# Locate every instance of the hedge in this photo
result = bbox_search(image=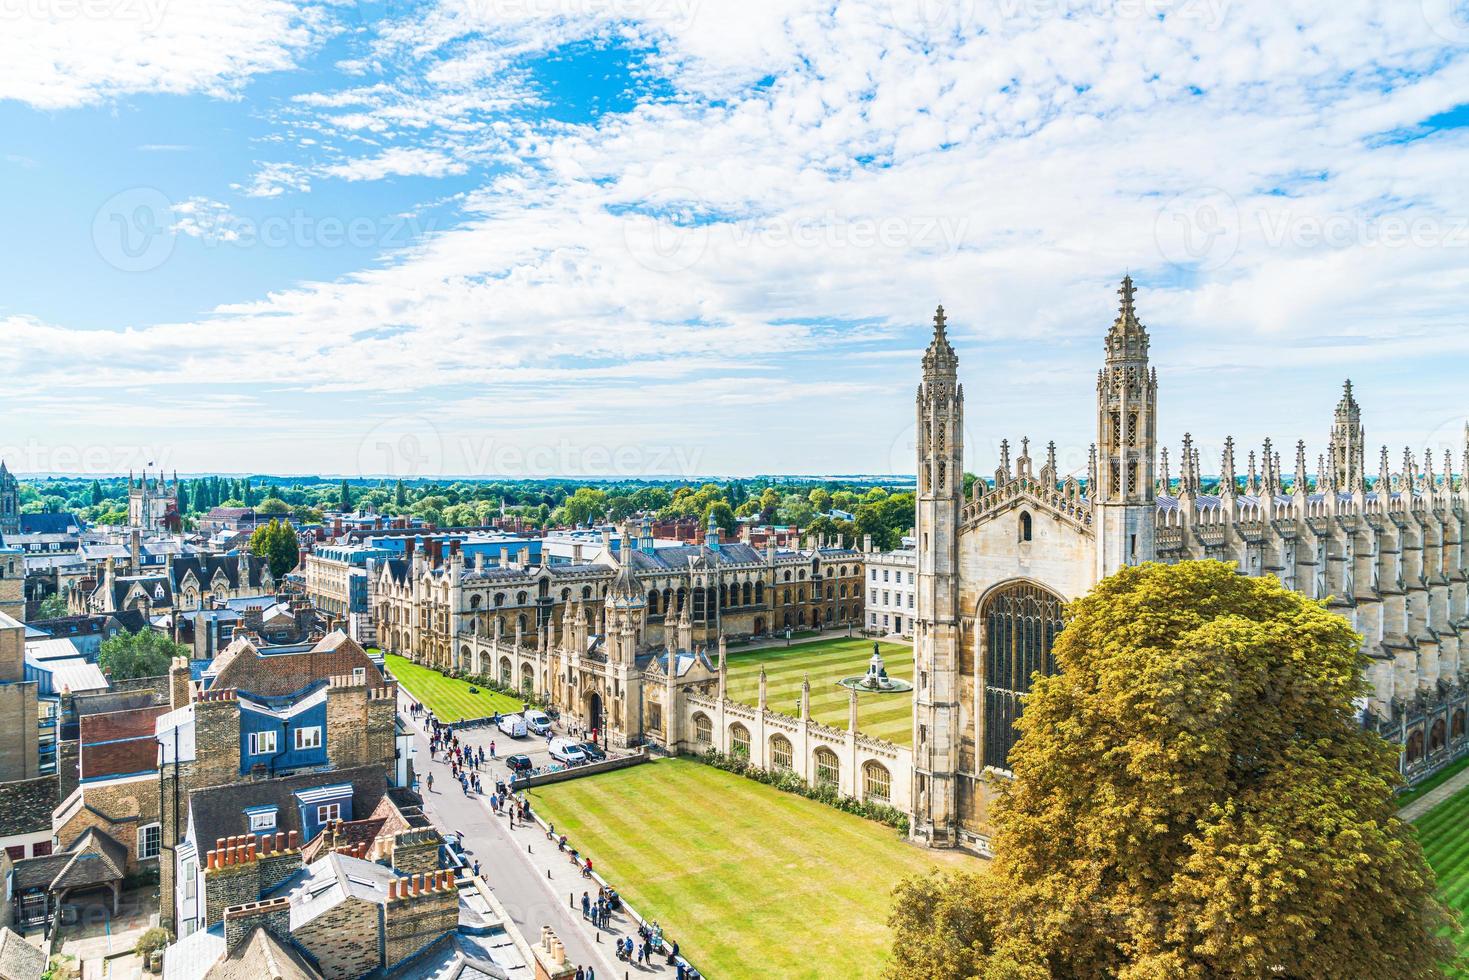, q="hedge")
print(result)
[693,749,910,834]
